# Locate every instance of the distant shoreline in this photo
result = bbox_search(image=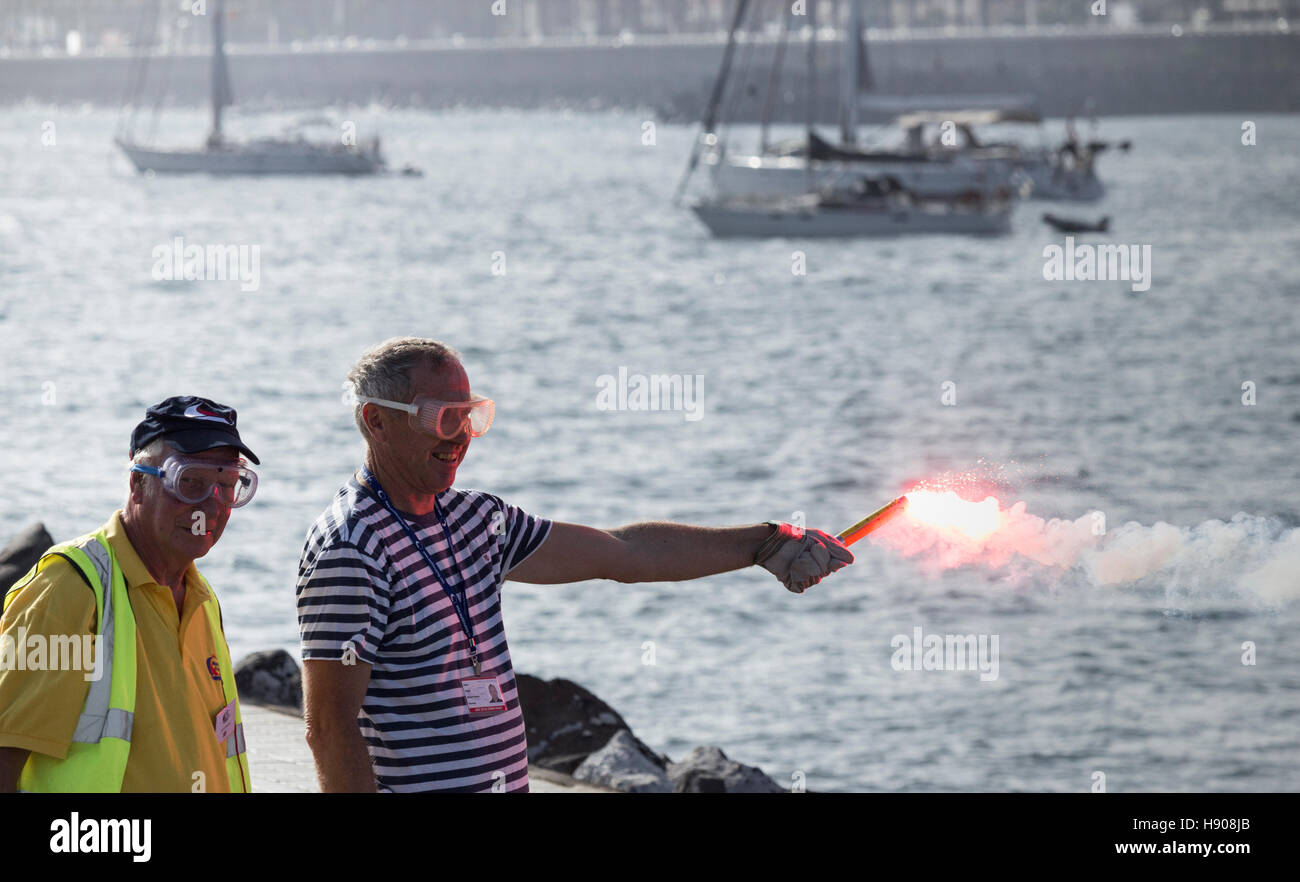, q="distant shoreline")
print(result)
[3,25,1297,119]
